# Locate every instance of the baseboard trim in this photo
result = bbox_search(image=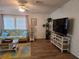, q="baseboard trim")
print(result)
[70,51,79,59]
[36,38,46,40]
